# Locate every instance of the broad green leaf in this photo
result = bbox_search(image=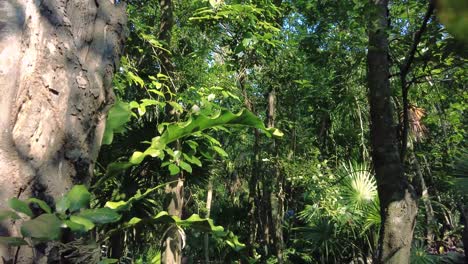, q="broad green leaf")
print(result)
[159,109,282,145]
[130,151,145,164]
[126,217,142,226]
[213,146,228,157]
[98,109,282,183]
[179,161,192,173]
[0,210,21,221]
[78,208,121,224]
[64,220,86,233]
[67,185,91,212]
[183,153,202,167]
[70,216,95,231]
[21,214,62,240]
[0,236,28,246]
[102,101,132,145]
[27,198,52,214]
[9,198,33,217]
[177,214,225,236]
[105,201,127,210]
[144,148,164,159]
[168,164,180,175]
[55,196,70,214]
